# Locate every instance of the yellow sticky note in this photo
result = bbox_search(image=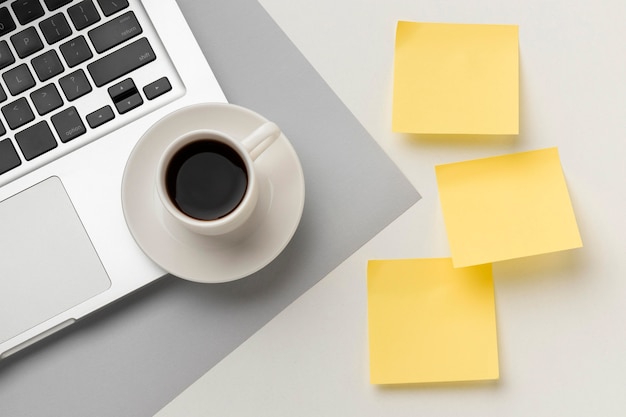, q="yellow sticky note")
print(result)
[367,258,499,385]
[435,148,583,267]
[392,21,519,135]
